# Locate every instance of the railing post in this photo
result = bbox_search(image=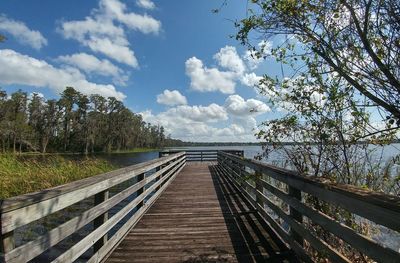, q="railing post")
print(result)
[289,186,303,246]
[93,190,109,252]
[255,169,263,210]
[1,230,15,257]
[137,173,145,208]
